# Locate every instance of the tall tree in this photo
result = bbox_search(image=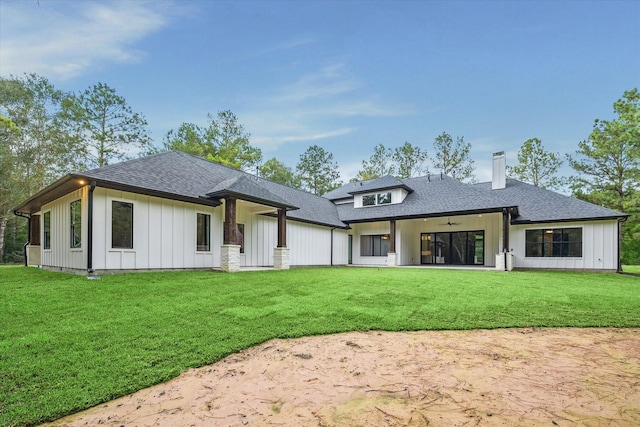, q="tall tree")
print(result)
[393,141,428,178]
[567,88,640,263]
[507,138,566,189]
[259,158,300,188]
[62,82,152,168]
[0,74,73,261]
[431,132,476,182]
[296,145,342,195]
[352,144,395,182]
[567,89,639,213]
[164,110,262,171]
